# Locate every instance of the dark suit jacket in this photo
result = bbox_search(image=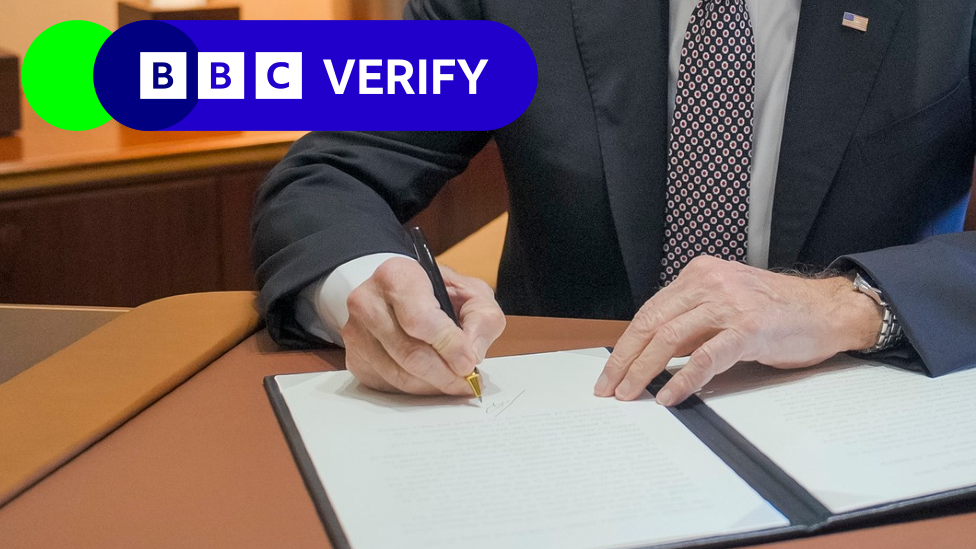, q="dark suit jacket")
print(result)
[252,0,976,377]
